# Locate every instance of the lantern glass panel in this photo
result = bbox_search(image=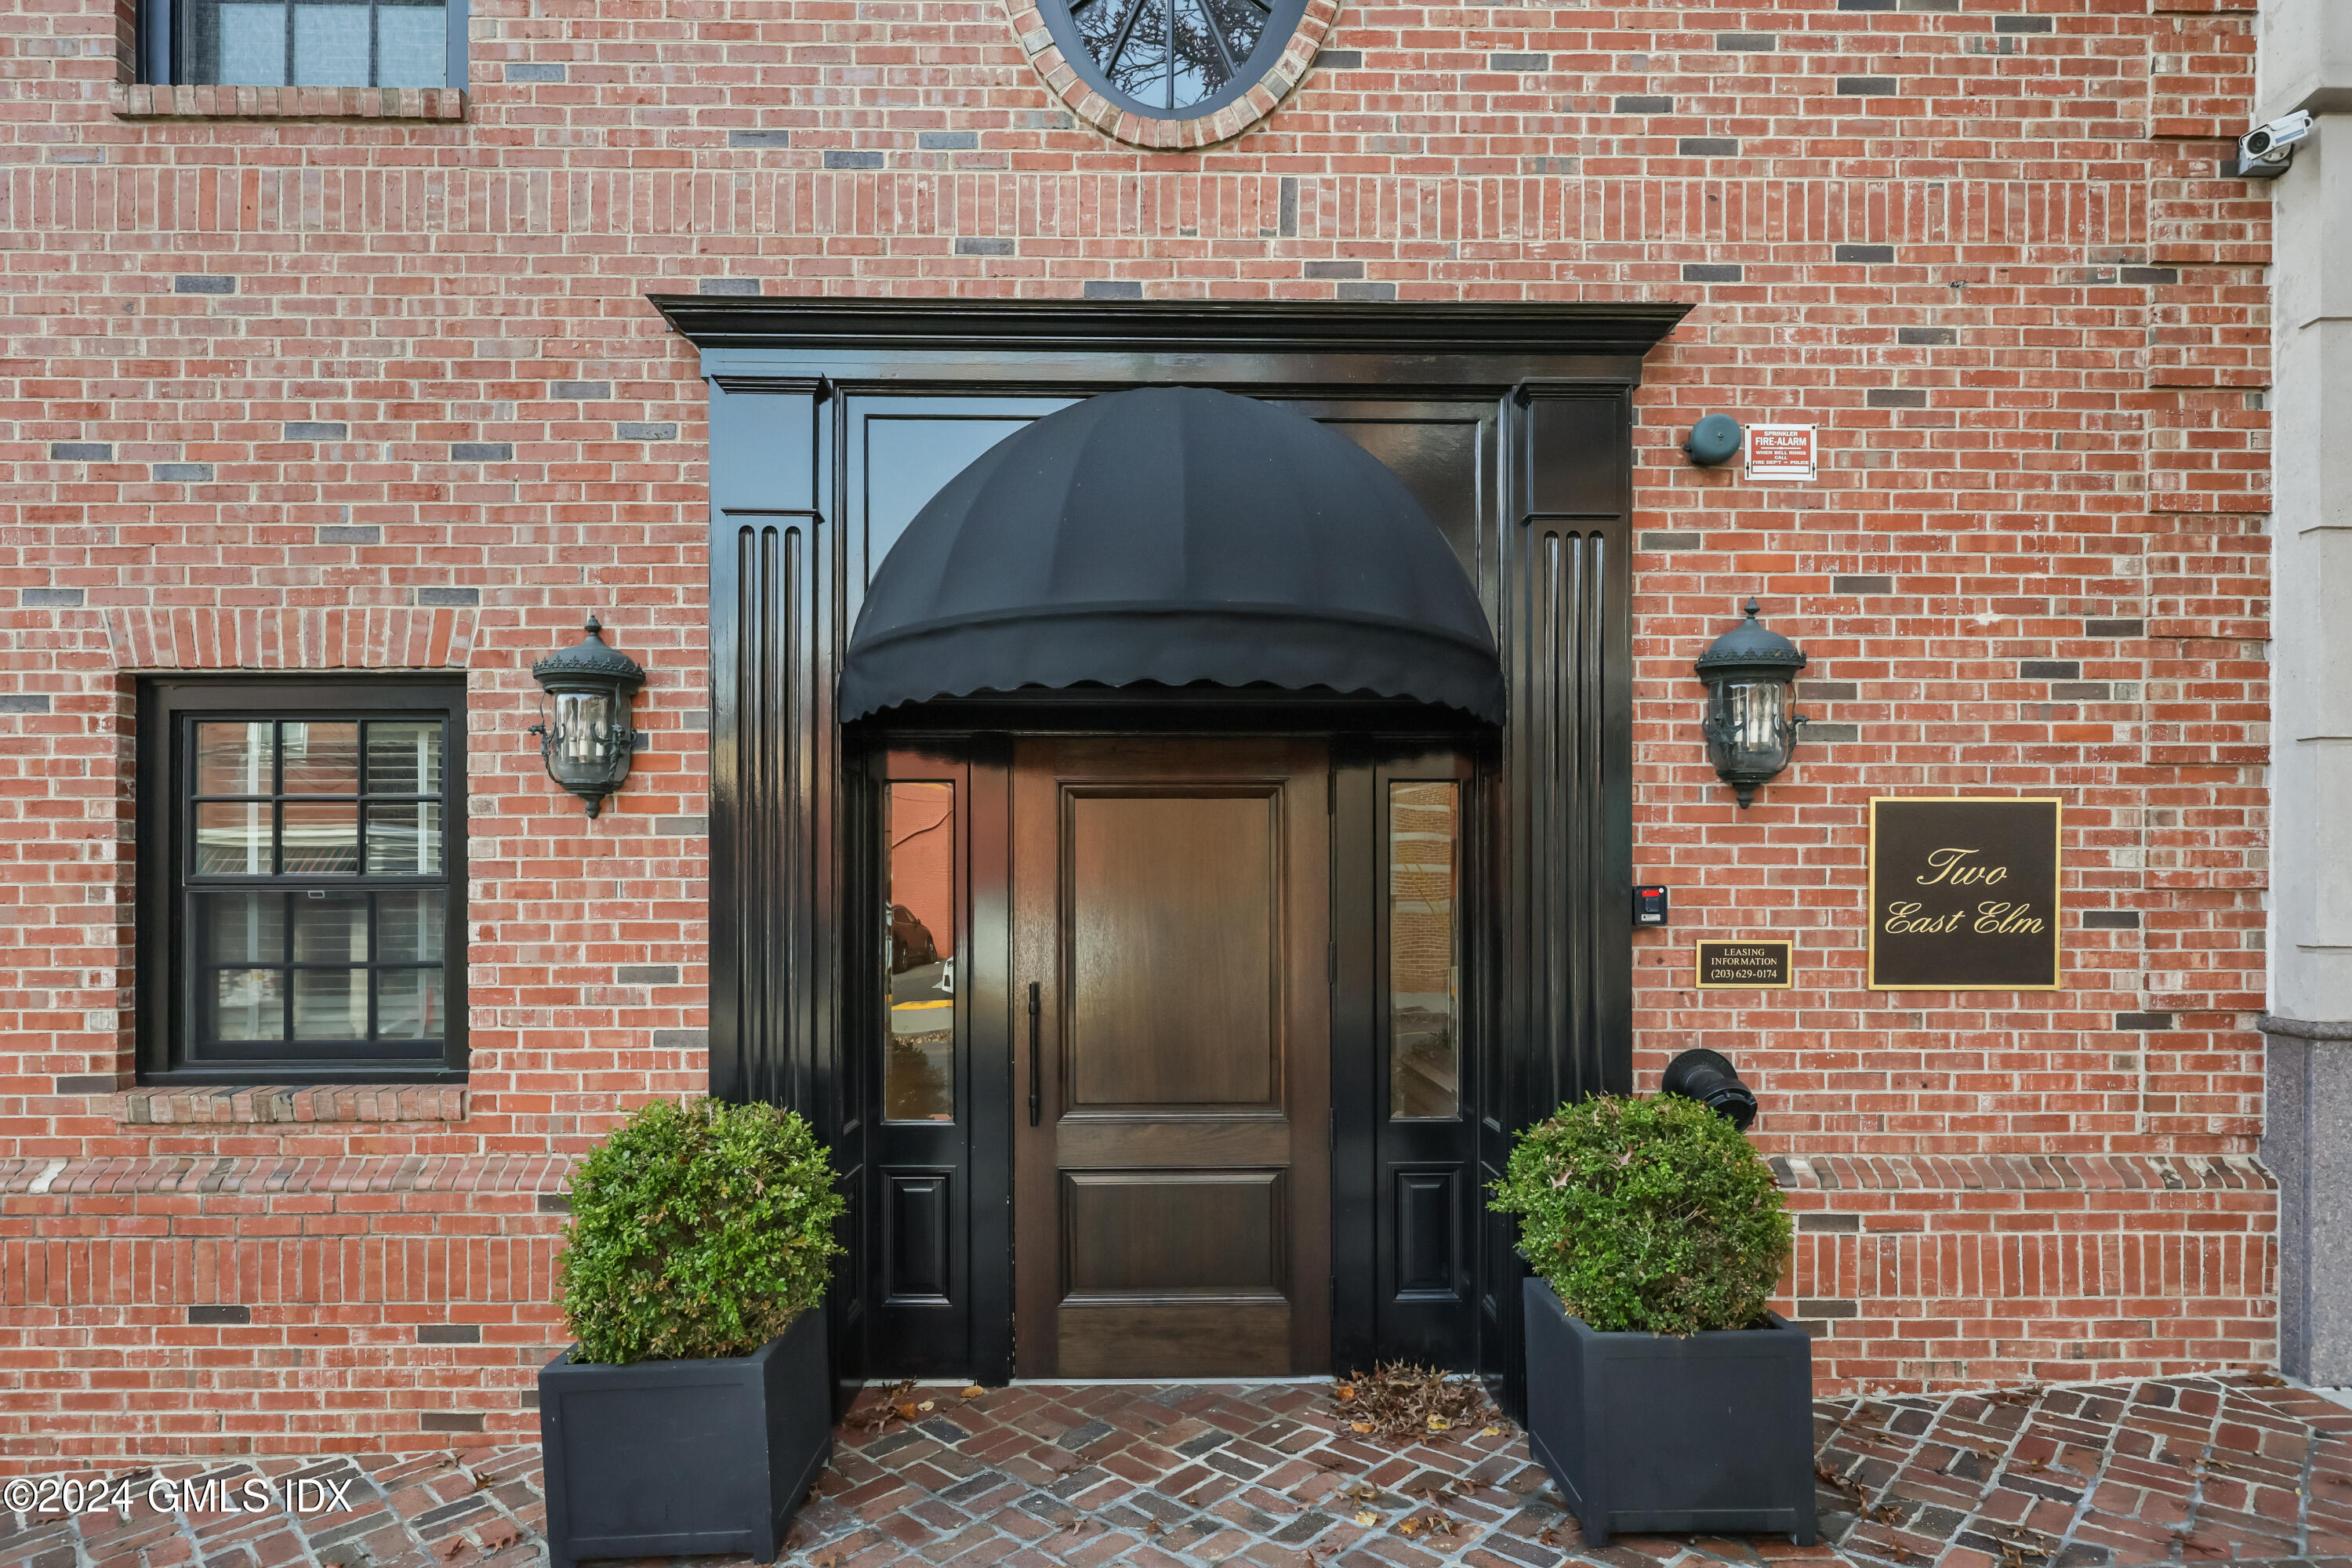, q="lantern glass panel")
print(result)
[1708,677,1791,775]
[547,690,627,792]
